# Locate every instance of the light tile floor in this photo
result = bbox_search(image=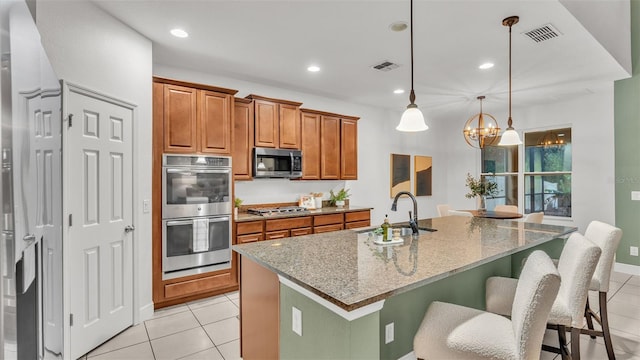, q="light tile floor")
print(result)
[80,291,240,360]
[80,272,640,360]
